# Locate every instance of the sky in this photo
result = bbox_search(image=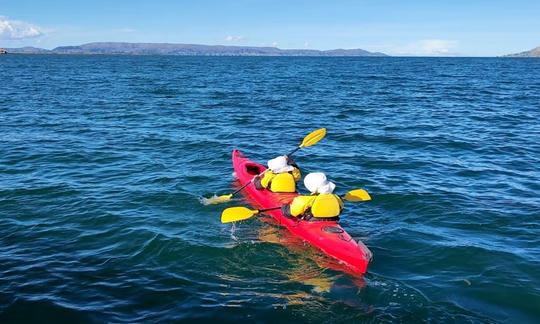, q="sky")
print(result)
[1,0,539,56]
